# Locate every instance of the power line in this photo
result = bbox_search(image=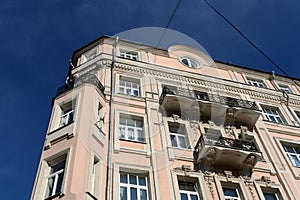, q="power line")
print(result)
[203,0,300,87]
[156,0,183,48]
